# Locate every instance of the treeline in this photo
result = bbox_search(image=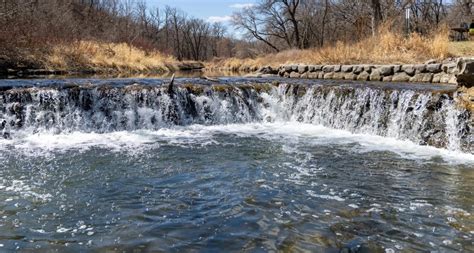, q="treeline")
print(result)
[0,0,472,65]
[234,0,473,52]
[0,0,242,62]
